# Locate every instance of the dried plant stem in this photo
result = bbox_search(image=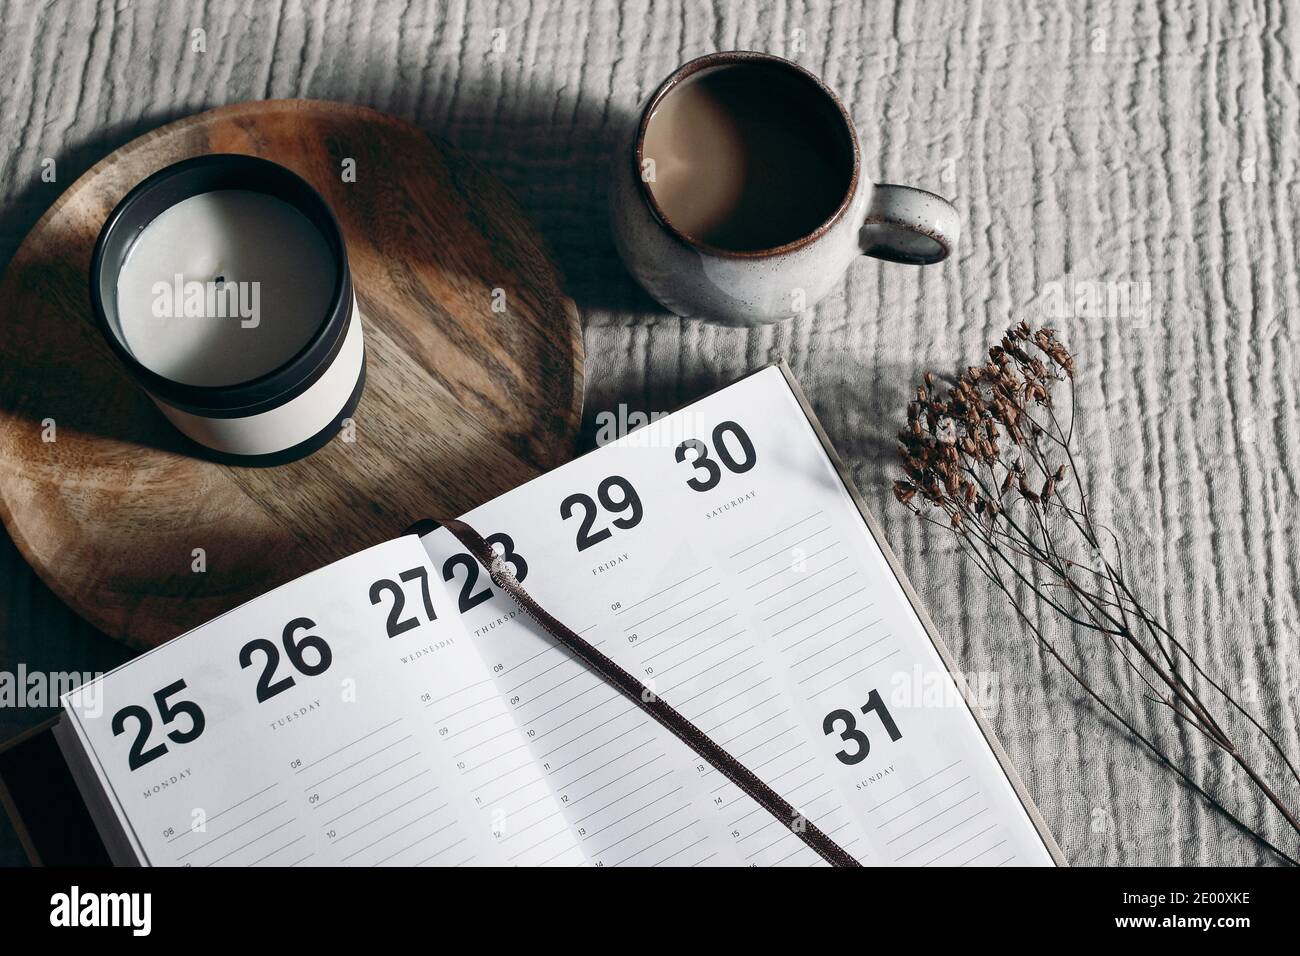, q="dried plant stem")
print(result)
[955,528,1298,866]
[896,323,1300,863]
